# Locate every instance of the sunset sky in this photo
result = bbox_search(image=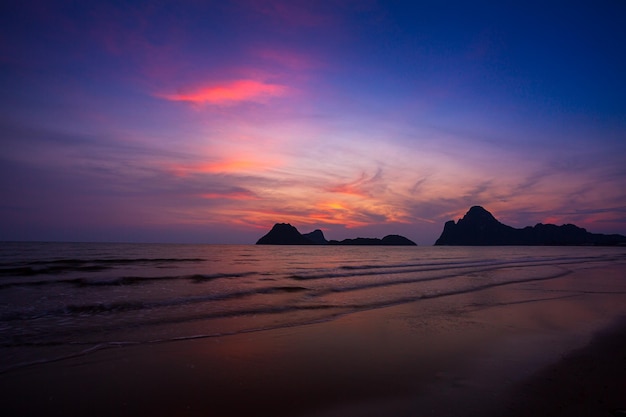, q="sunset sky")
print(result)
[2,1,625,244]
